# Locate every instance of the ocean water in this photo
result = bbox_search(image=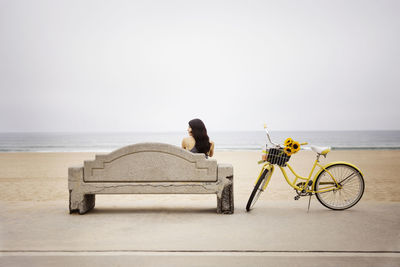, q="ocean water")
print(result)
[0,131,399,152]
